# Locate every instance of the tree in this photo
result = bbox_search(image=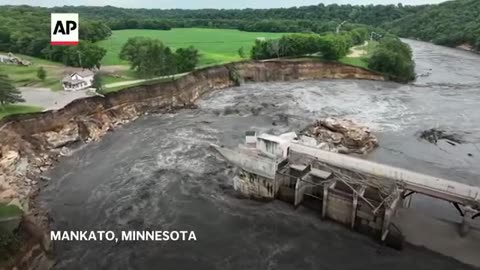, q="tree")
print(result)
[250,33,351,60]
[319,34,349,60]
[120,37,198,78]
[238,47,246,58]
[63,41,107,69]
[0,73,24,107]
[368,37,415,82]
[37,67,46,81]
[175,46,199,73]
[92,73,103,93]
